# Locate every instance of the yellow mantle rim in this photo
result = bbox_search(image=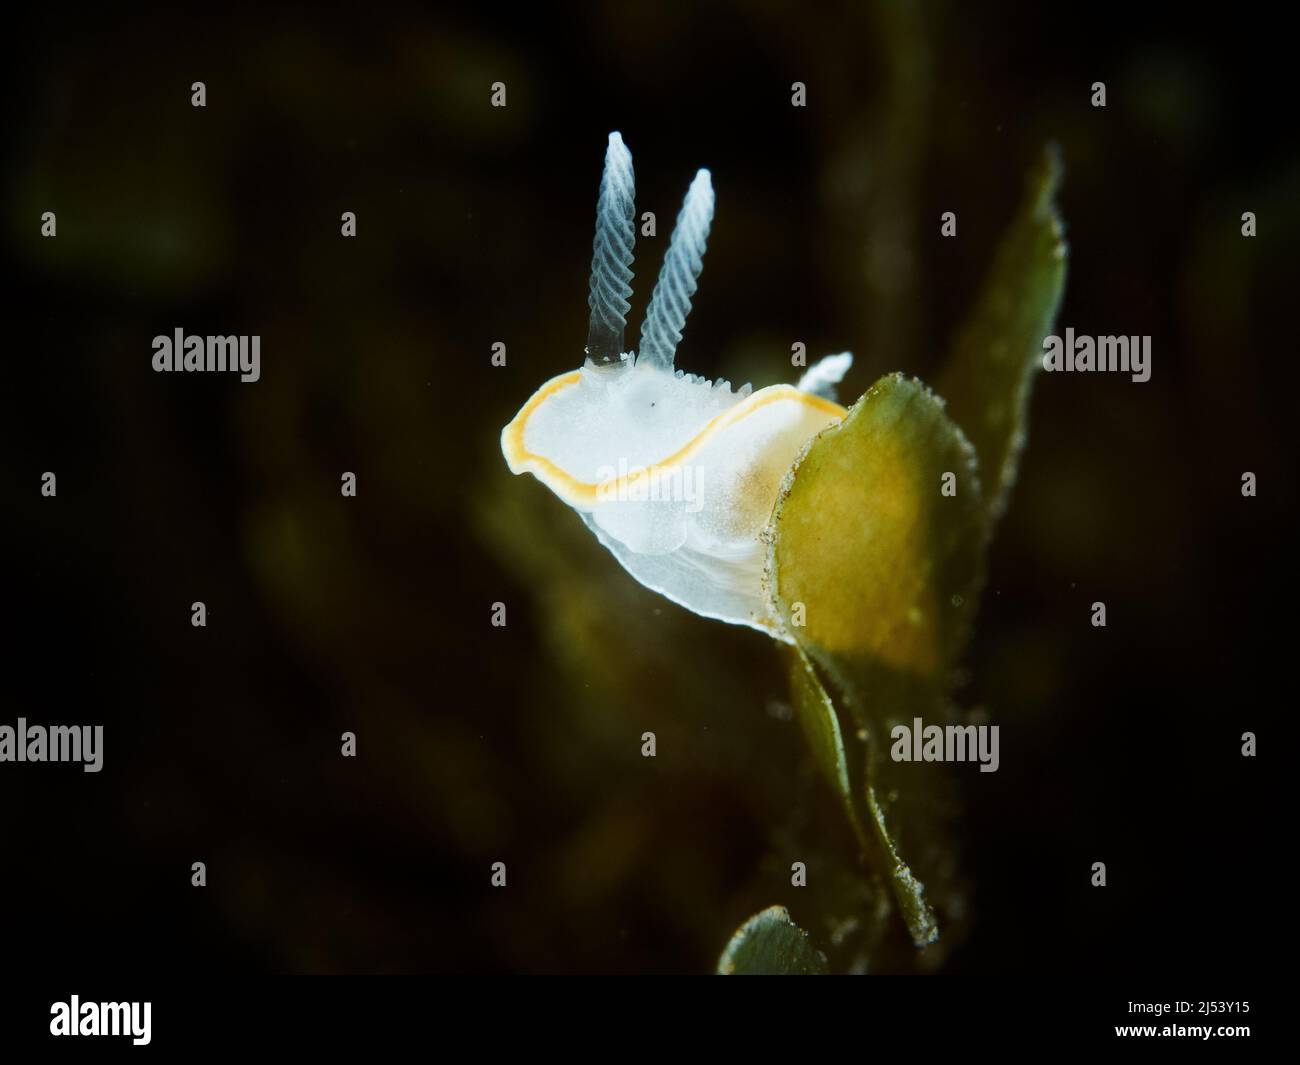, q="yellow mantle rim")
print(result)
[501,369,846,508]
